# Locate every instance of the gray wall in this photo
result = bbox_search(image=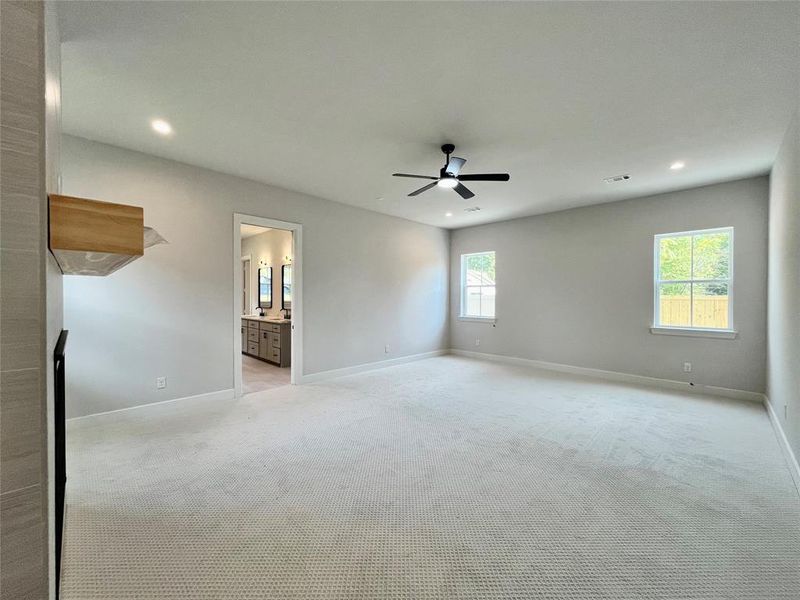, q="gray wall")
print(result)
[61,135,449,417]
[241,228,293,318]
[450,177,769,393]
[0,2,50,597]
[767,108,800,458]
